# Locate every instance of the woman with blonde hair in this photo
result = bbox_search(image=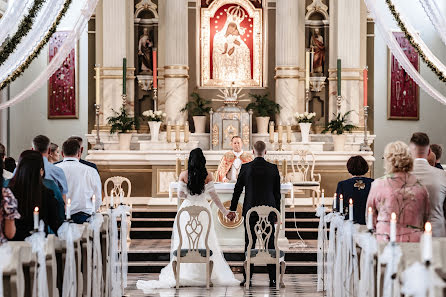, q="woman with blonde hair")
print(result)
[366,141,429,242]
